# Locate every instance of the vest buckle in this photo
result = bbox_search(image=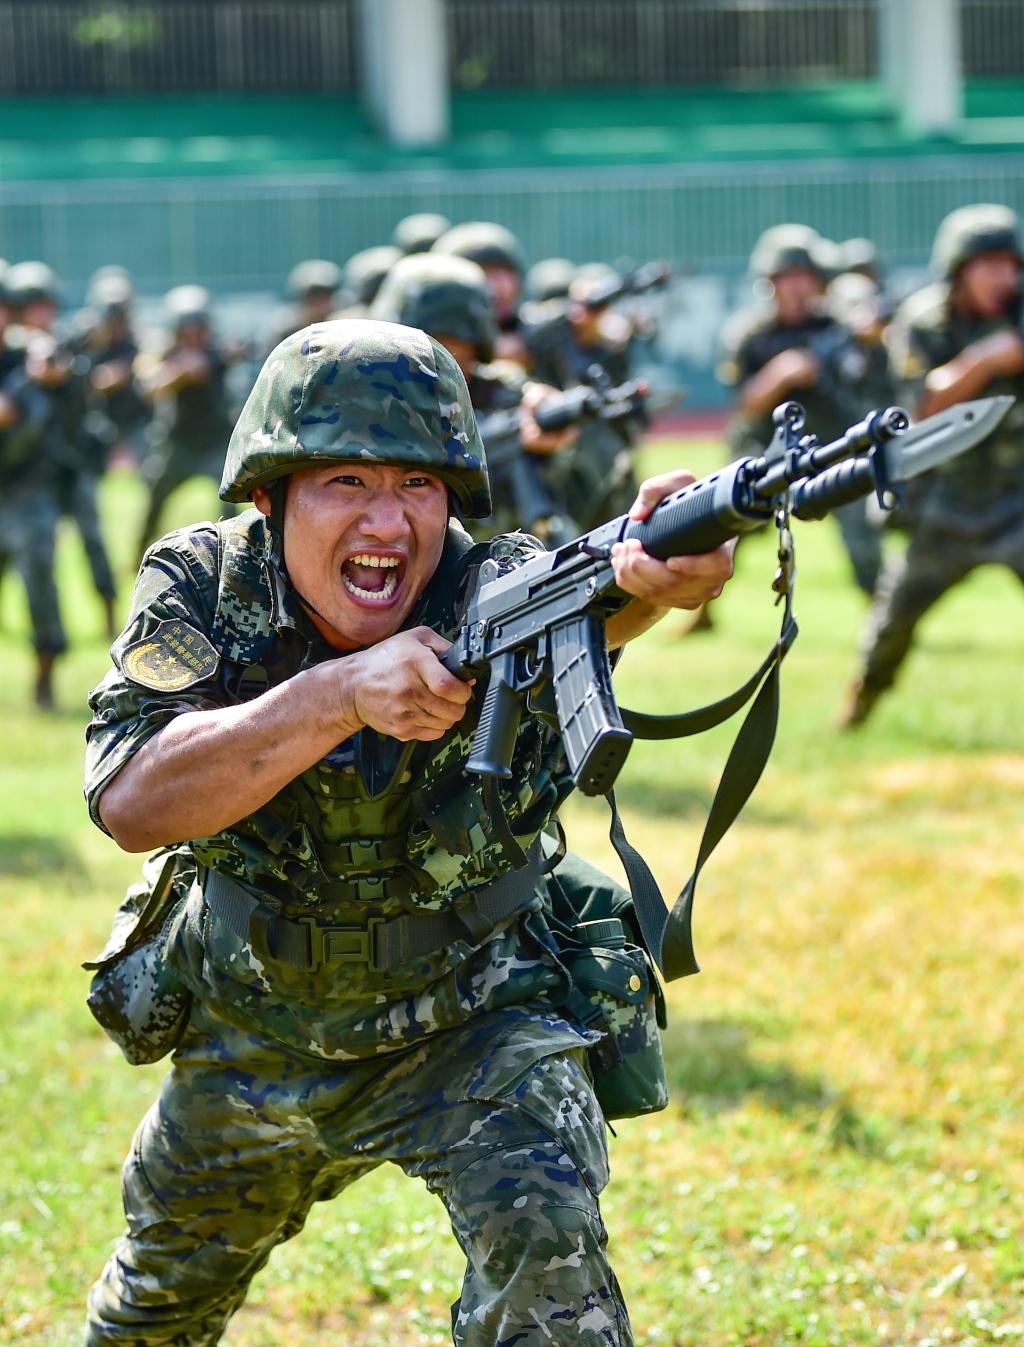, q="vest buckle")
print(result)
[296,915,384,972]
